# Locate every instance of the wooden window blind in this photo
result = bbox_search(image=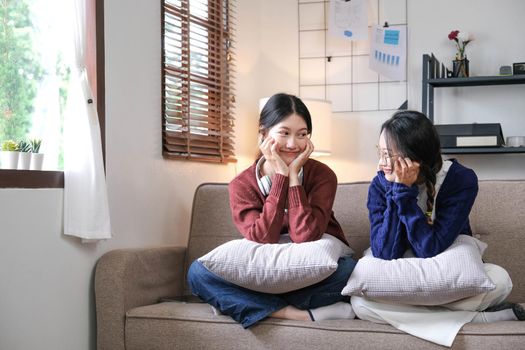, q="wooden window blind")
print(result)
[162,0,236,163]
